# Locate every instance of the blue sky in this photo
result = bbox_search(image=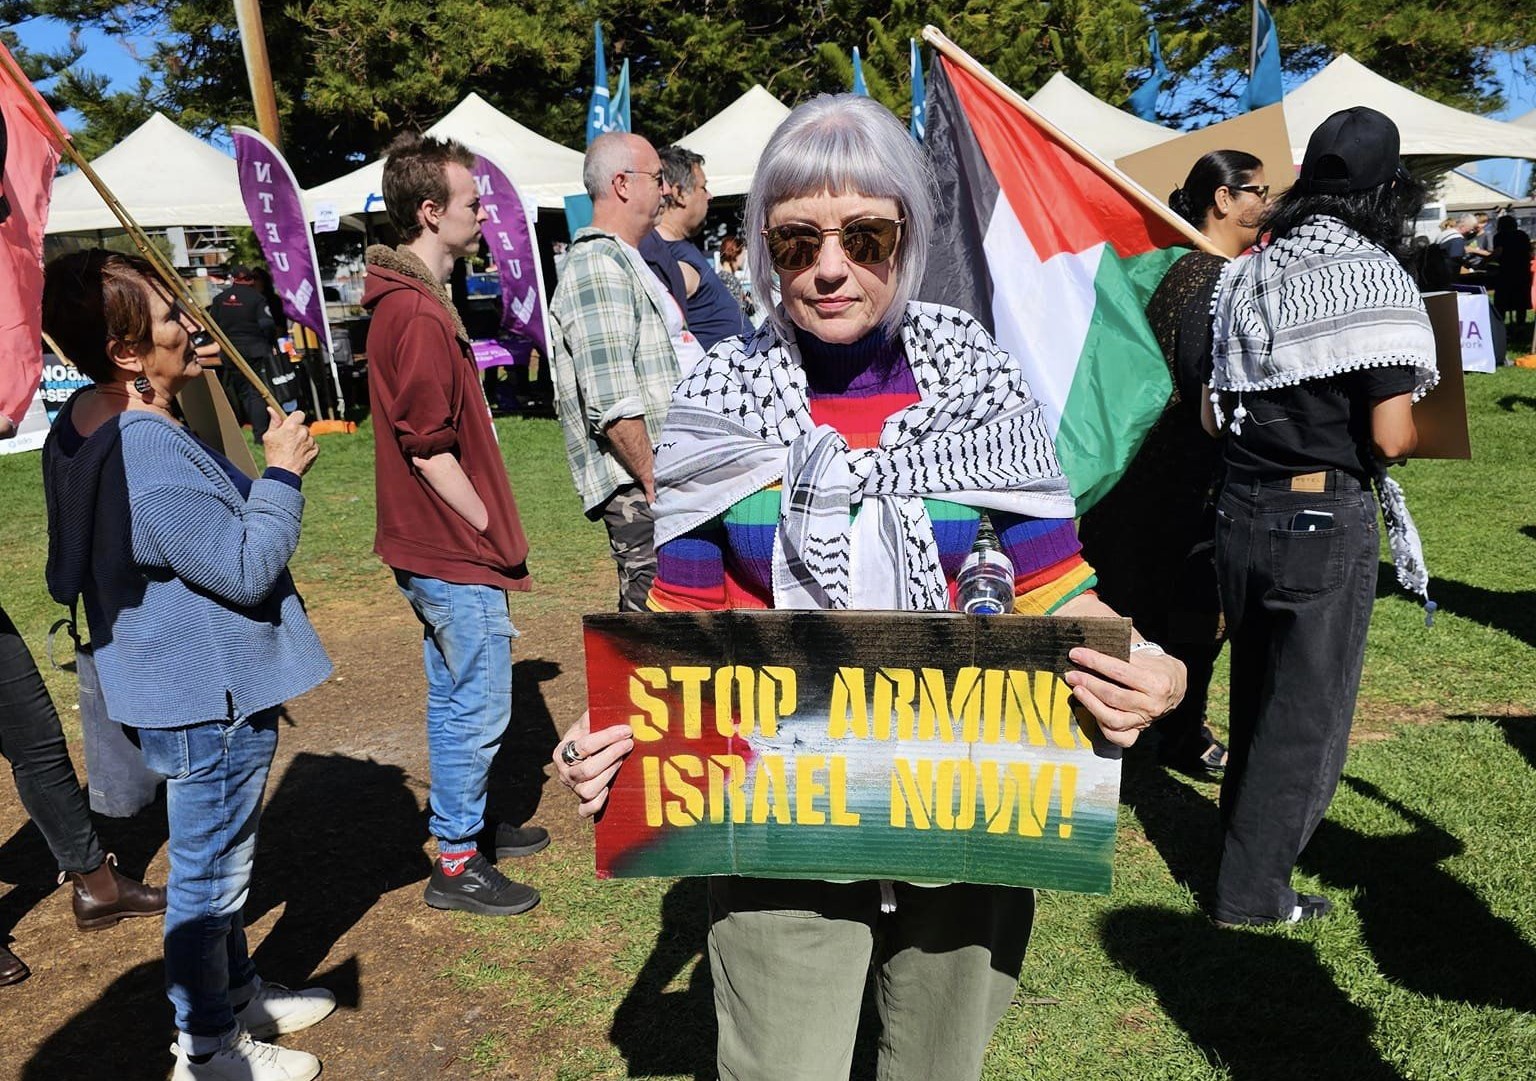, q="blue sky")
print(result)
[10,14,1536,194]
